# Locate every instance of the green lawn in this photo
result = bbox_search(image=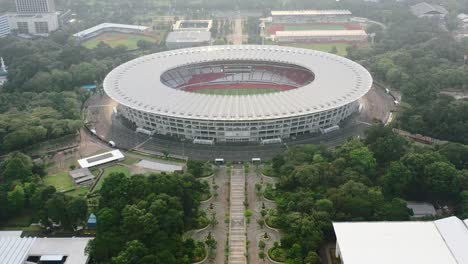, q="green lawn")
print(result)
[93,165,131,192]
[284,43,351,56]
[67,186,90,197]
[43,172,75,192]
[82,32,159,50]
[194,88,281,96]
